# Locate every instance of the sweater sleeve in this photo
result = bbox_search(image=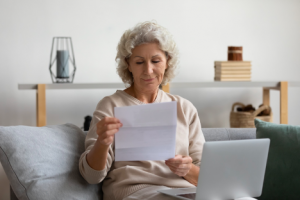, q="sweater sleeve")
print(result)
[188,104,205,167]
[79,97,115,184]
